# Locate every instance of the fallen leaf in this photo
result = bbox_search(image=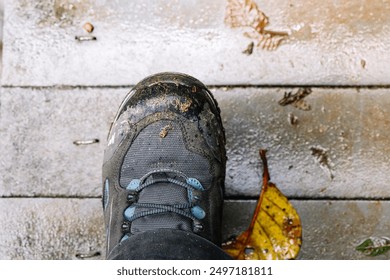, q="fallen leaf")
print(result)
[225,0,269,33]
[222,149,302,260]
[356,237,390,257]
[278,88,312,110]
